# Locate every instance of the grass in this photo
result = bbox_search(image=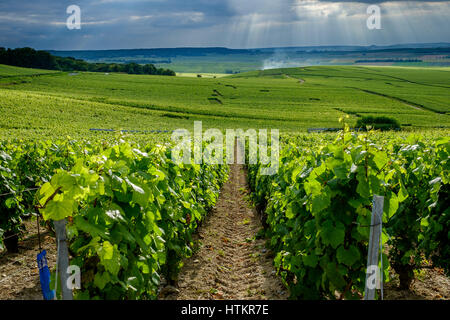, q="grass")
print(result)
[176,73,228,78]
[0,64,60,77]
[0,64,449,139]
